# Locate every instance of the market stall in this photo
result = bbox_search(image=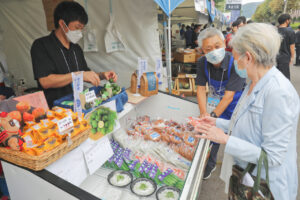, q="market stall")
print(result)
[1,91,209,200]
